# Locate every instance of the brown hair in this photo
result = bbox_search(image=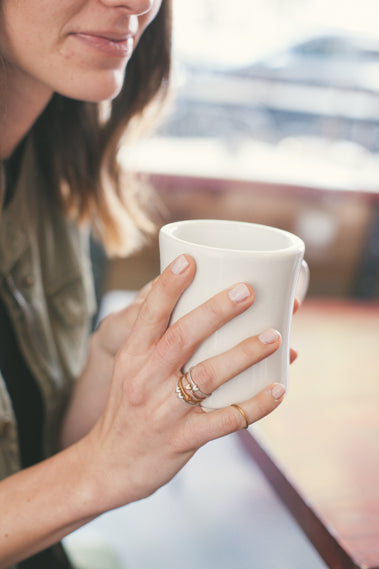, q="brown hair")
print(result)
[31,0,172,256]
